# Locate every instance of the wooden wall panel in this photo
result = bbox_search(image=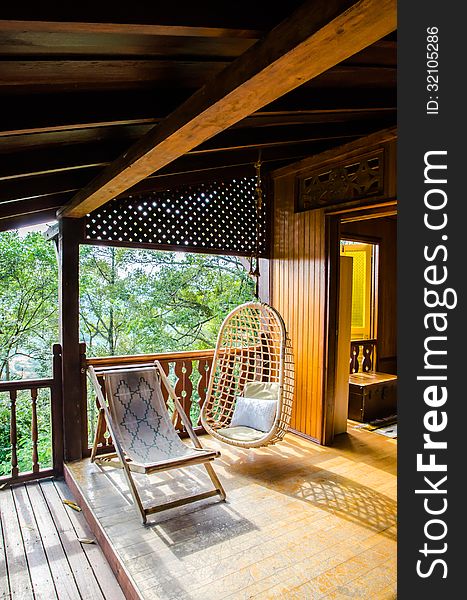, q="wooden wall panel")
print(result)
[271,128,397,444]
[271,176,326,442]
